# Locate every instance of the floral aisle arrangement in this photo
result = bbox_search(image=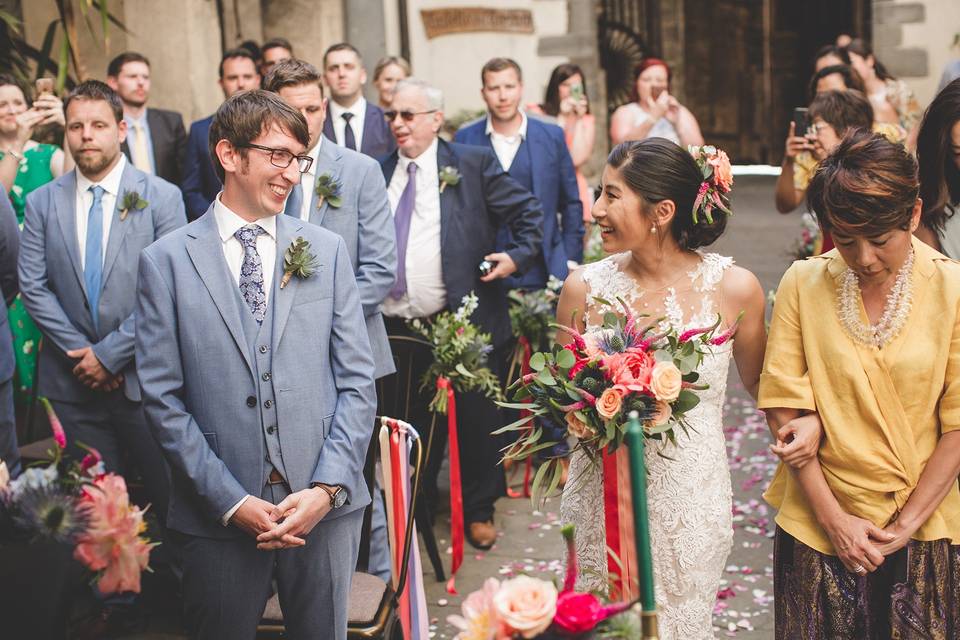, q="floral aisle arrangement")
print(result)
[790,212,821,261]
[507,277,564,376]
[496,299,738,501]
[408,292,503,593]
[0,399,155,594]
[449,525,637,640]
